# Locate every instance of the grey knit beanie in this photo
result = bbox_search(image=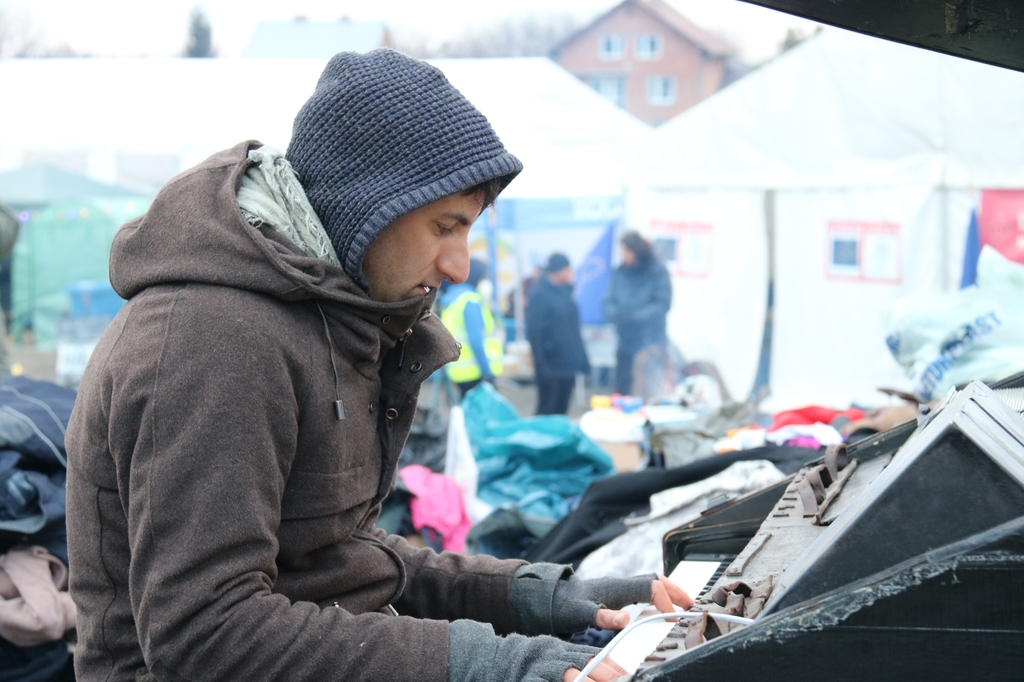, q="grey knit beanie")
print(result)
[287,49,523,290]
